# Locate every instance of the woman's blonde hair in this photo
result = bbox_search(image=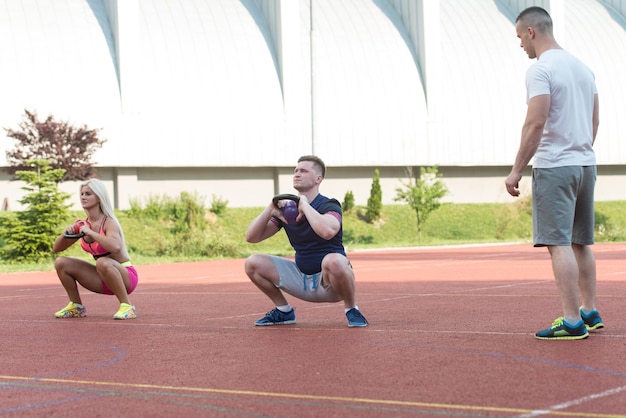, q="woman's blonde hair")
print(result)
[81,178,125,241]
